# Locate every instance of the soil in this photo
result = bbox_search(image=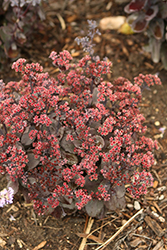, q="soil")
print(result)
[0,0,167,250]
